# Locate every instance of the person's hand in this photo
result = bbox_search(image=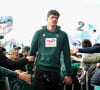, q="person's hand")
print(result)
[70,48,78,54]
[97,63,100,67]
[17,71,32,84]
[63,76,72,85]
[26,56,35,62]
[7,87,10,90]
[71,56,81,62]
